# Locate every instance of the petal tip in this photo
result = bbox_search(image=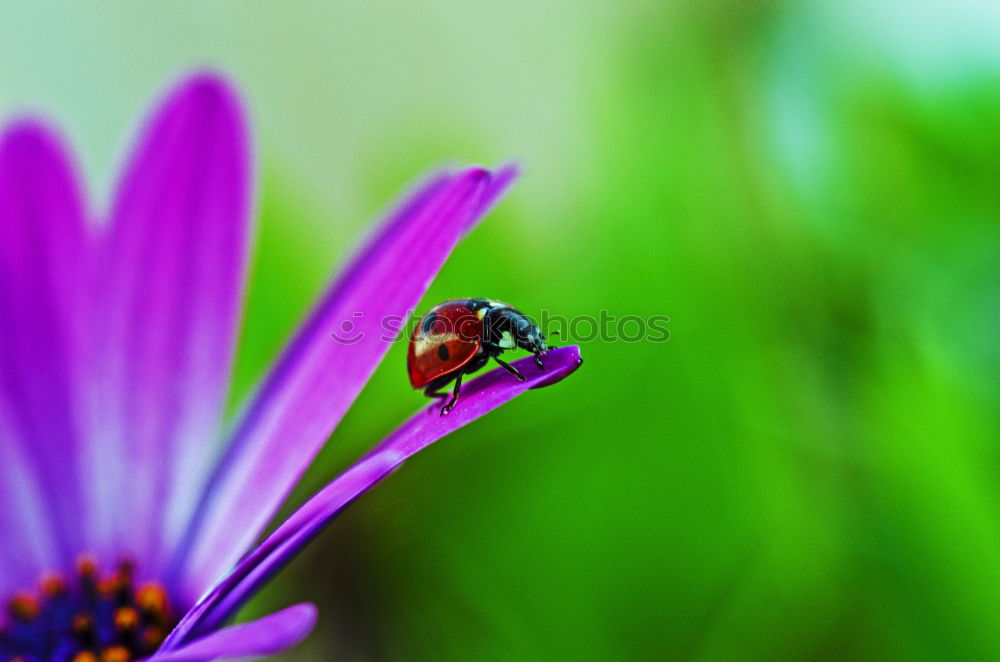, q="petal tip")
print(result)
[458,165,491,184]
[0,118,66,157]
[494,161,521,182]
[299,601,319,622]
[467,162,520,226]
[530,345,583,389]
[281,602,319,634]
[154,70,248,136]
[175,69,241,105]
